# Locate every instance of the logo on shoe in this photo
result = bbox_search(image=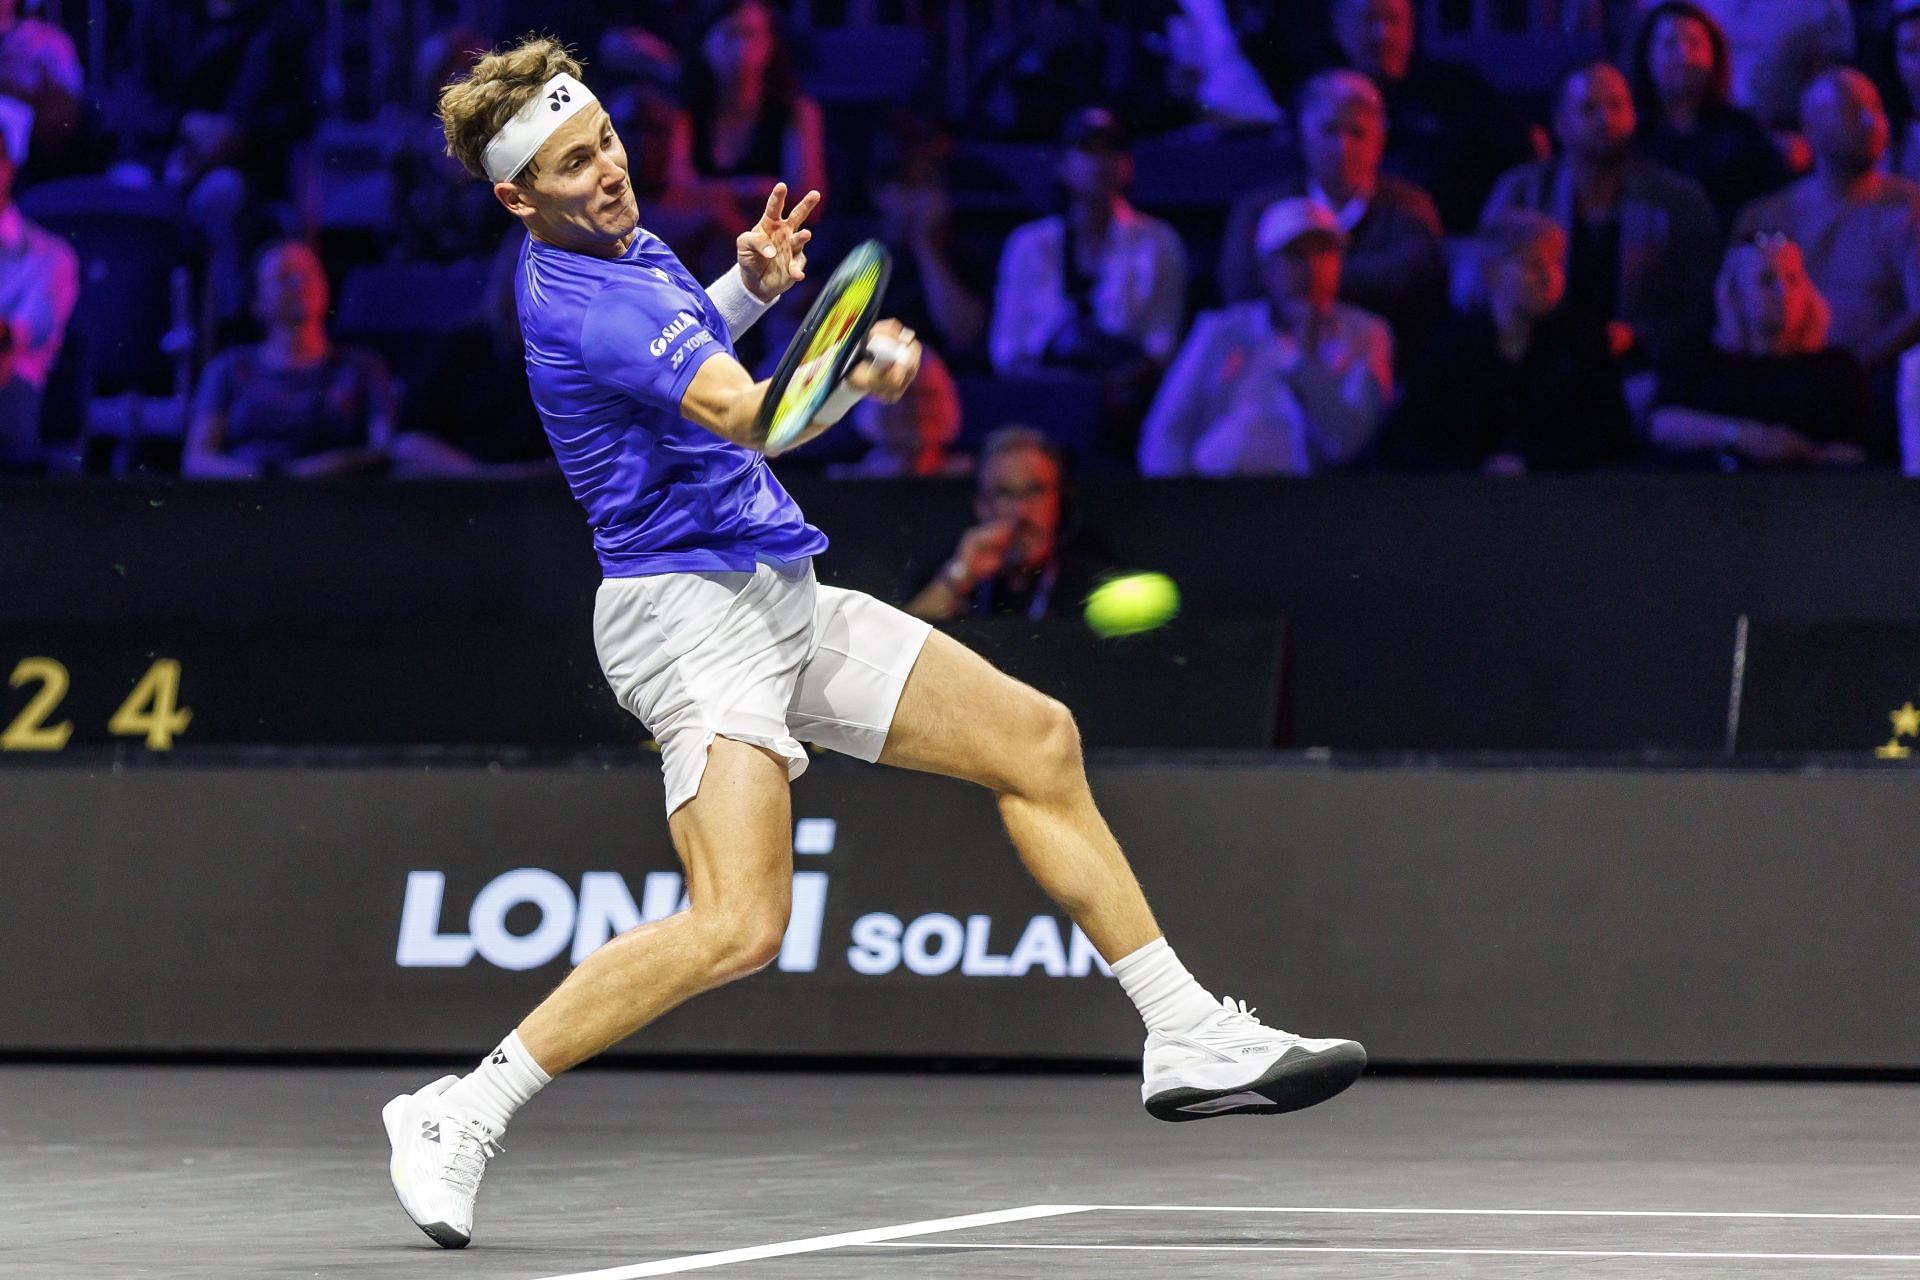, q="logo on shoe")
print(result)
[421,1120,441,1143]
